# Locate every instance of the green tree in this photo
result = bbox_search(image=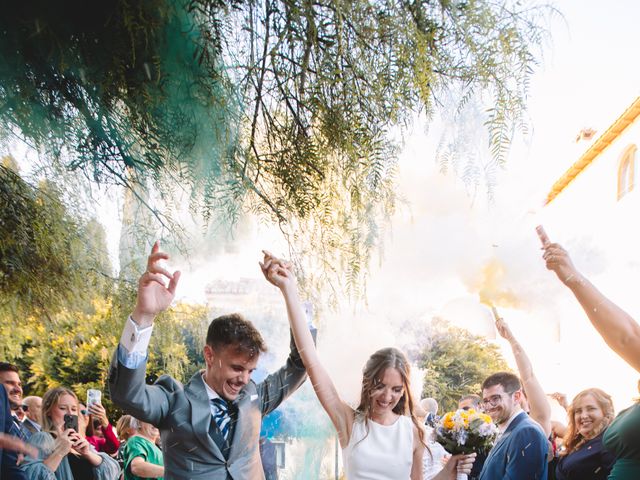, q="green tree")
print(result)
[0,160,112,323]
[0,165,209,421]
[21,293,208,416]
[0,0,553,297]
[417,318,509,412]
